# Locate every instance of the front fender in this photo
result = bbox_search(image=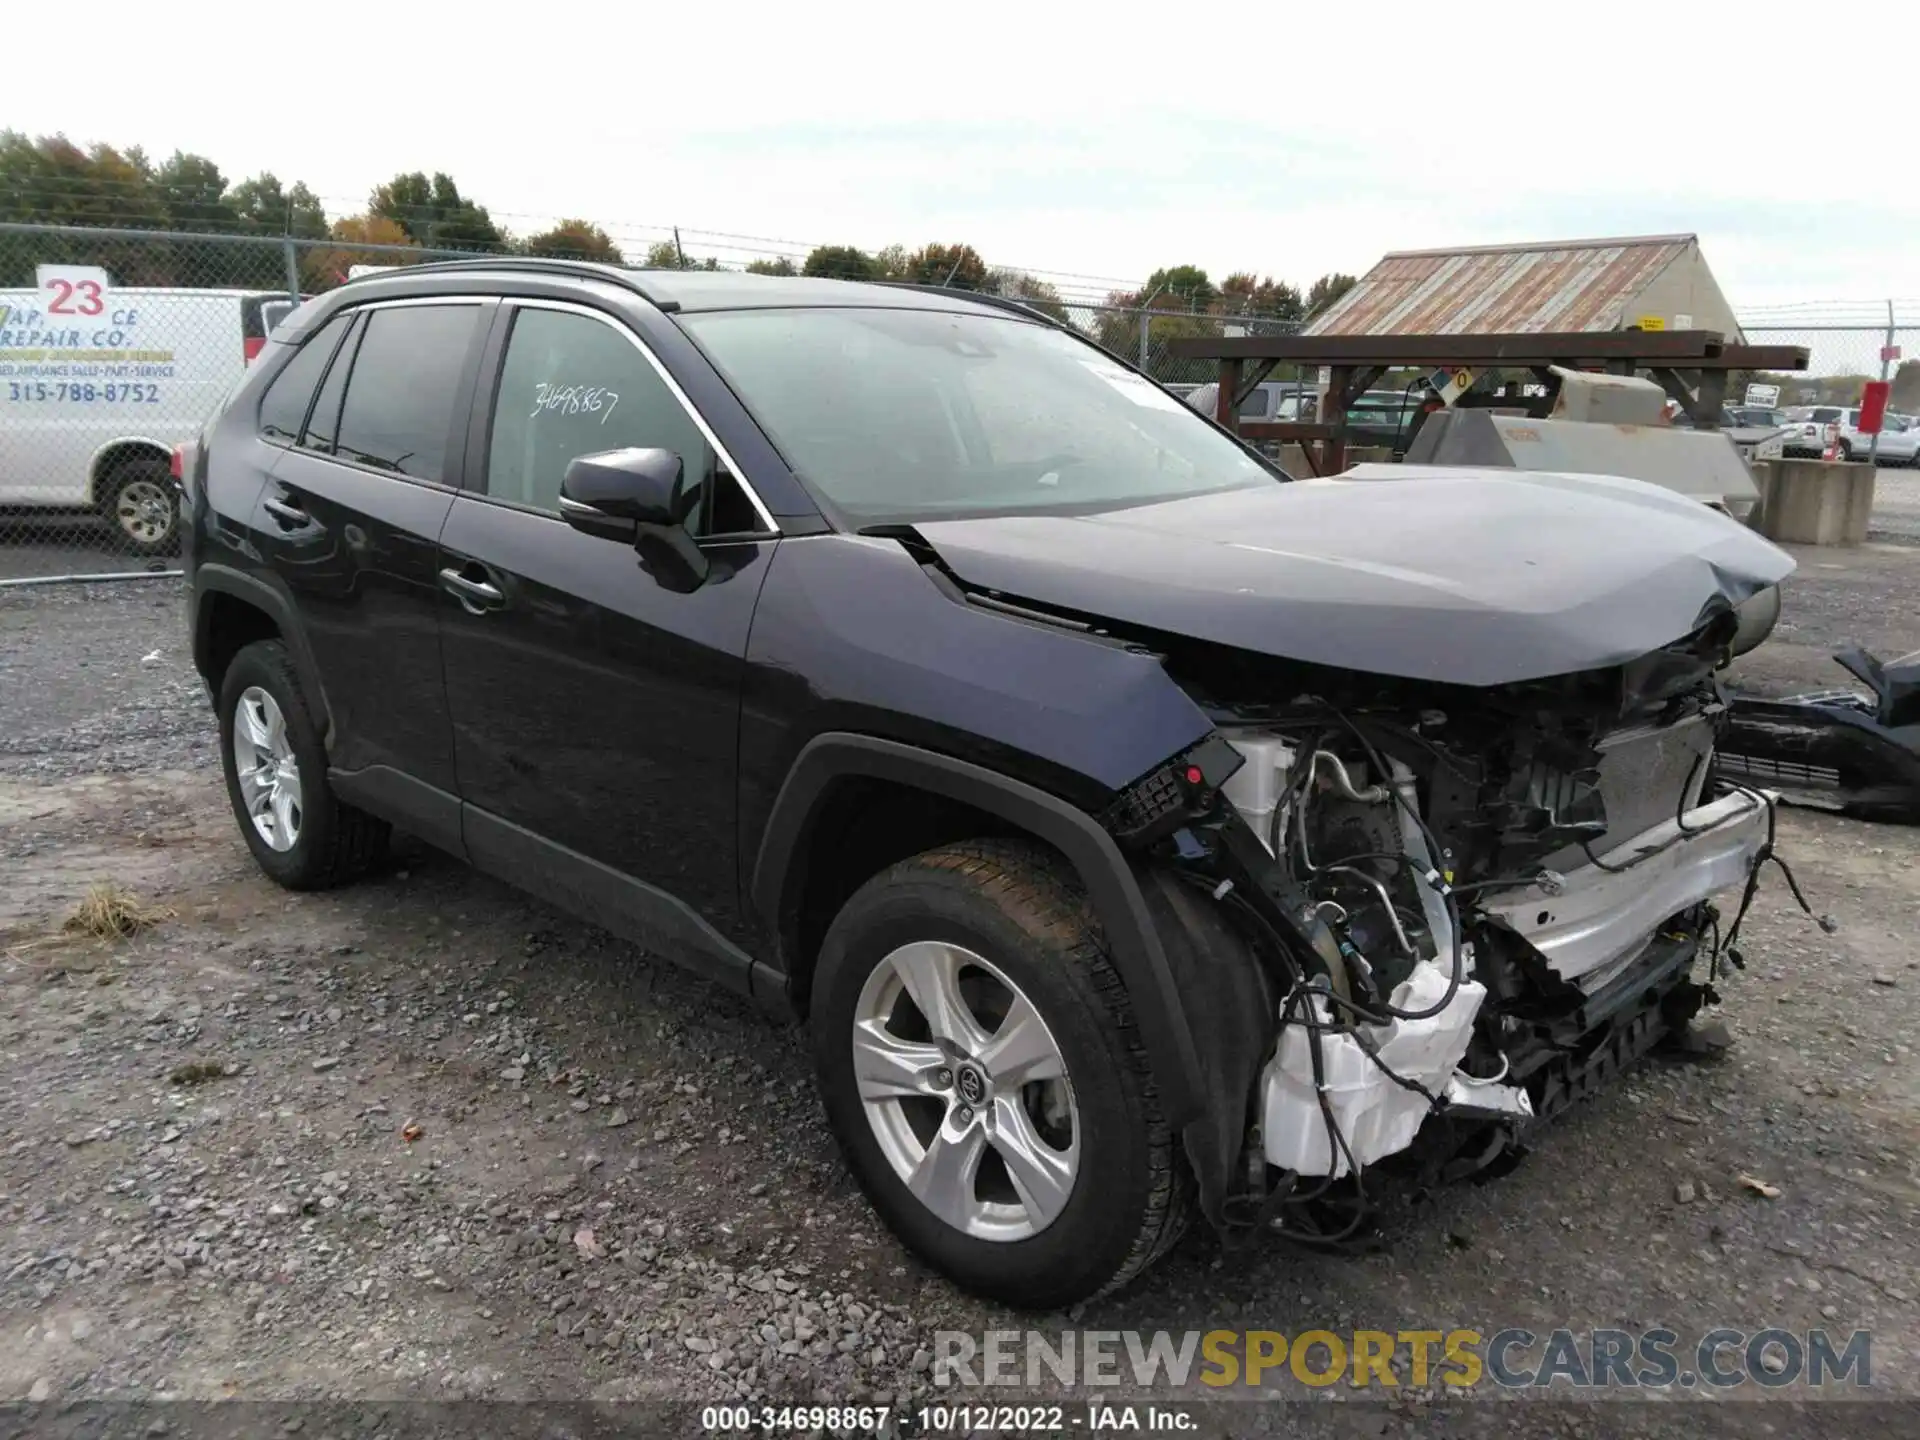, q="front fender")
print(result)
[752,732,1210,1127]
